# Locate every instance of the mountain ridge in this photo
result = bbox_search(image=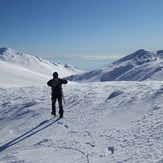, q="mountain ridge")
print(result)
[0,47,83,87]
[67,49,163,82]
[0,47,83,77]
